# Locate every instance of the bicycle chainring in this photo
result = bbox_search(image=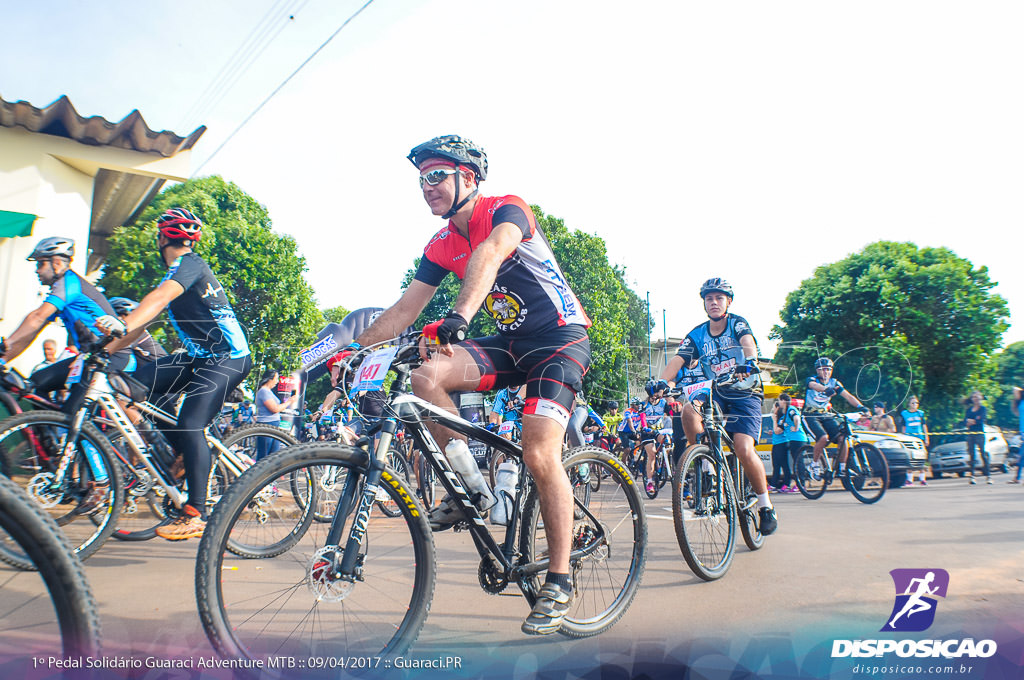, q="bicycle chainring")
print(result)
[478,554,508,594]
